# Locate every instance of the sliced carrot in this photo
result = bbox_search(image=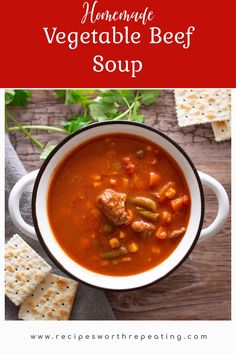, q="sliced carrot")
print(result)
[171,198,183,212]
[149,172,162,187]
[156,181,175,201]
[171,195,190,212]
